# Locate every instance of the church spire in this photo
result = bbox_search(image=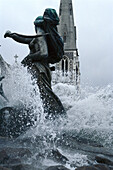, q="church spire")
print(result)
[58,0,76,50]
[54,0,80,87]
